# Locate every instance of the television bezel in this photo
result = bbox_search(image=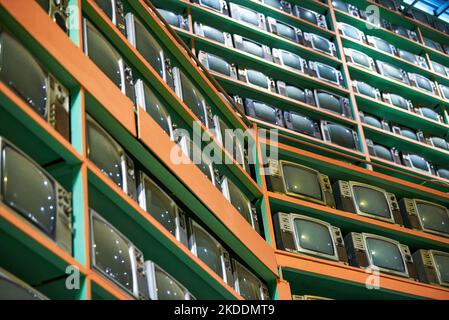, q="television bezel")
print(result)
[347,181,395,223]
[0,267,48,300]
[376,60,407,83]
[198,50,236,78]
[229,3,266,30]
[403,153,433,174]
[367,35,396,55]
[289,213,340,261]
[361,233,409,278]
[408,73,435,94]
[320,121,359,151]
[305,32,335,56]
[274,48,306,73]
[145,260,195,300]
[345,47,375,71]
[232,259,269,300]
[266,17,301,43]
[428,250,449,286]
[338,22,365,42]
[412,199,449,237]
[89,209,144,299]
[310,61,342,86]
